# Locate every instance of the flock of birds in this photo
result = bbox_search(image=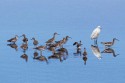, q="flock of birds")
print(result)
[7,26,119,65]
